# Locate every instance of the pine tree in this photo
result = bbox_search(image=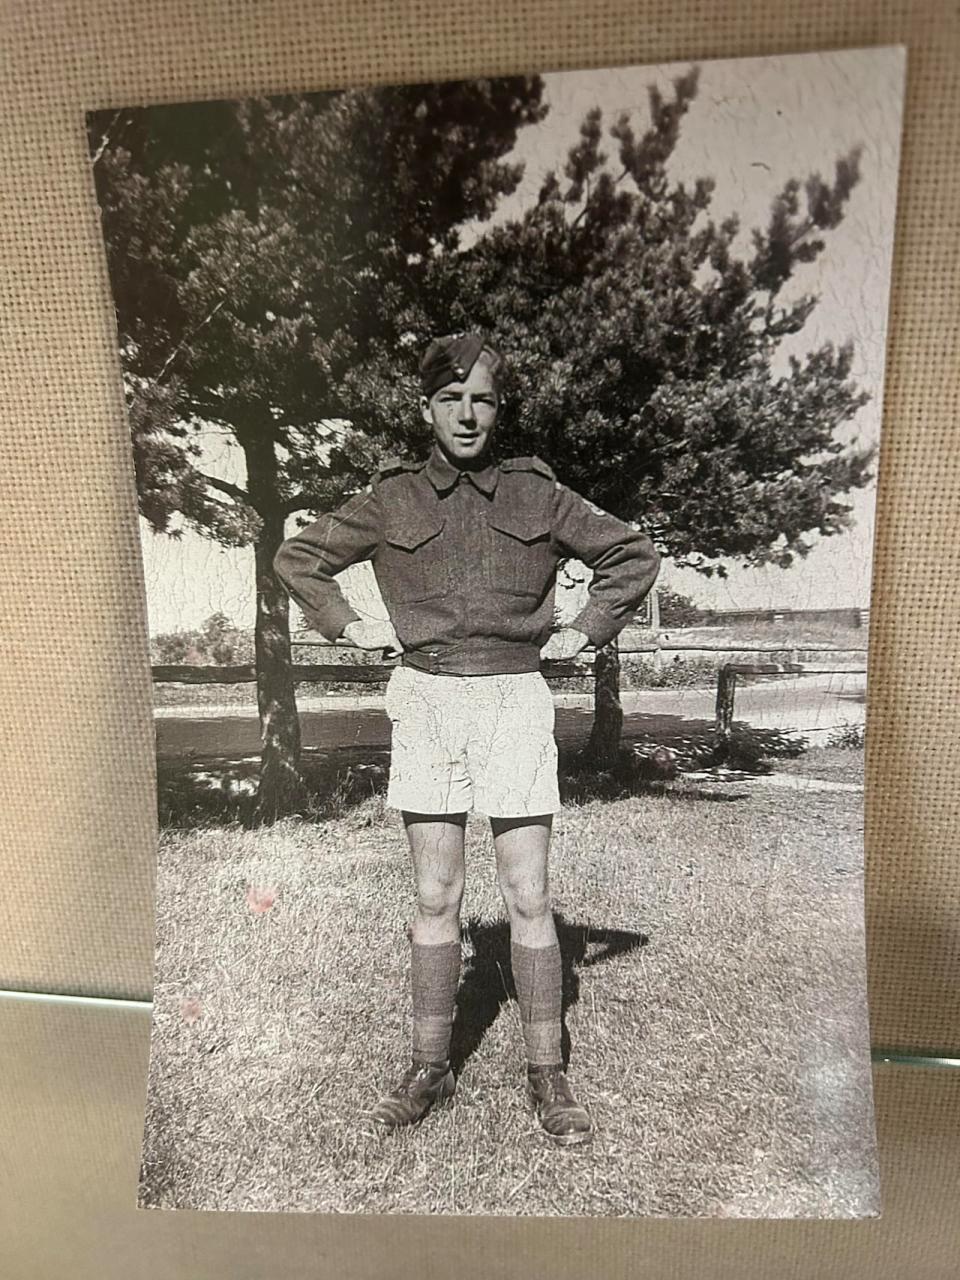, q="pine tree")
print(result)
[355,66,874,763]
[87,81,547,819]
